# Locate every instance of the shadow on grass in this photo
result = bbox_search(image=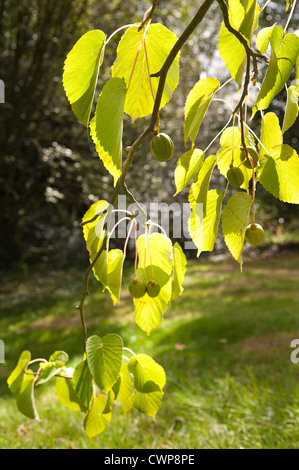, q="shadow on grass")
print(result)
[1,254,299,399]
